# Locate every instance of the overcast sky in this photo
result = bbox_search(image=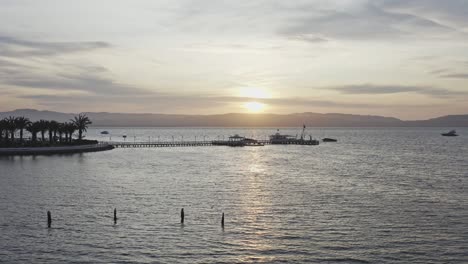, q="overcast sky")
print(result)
[1,0,468,119]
